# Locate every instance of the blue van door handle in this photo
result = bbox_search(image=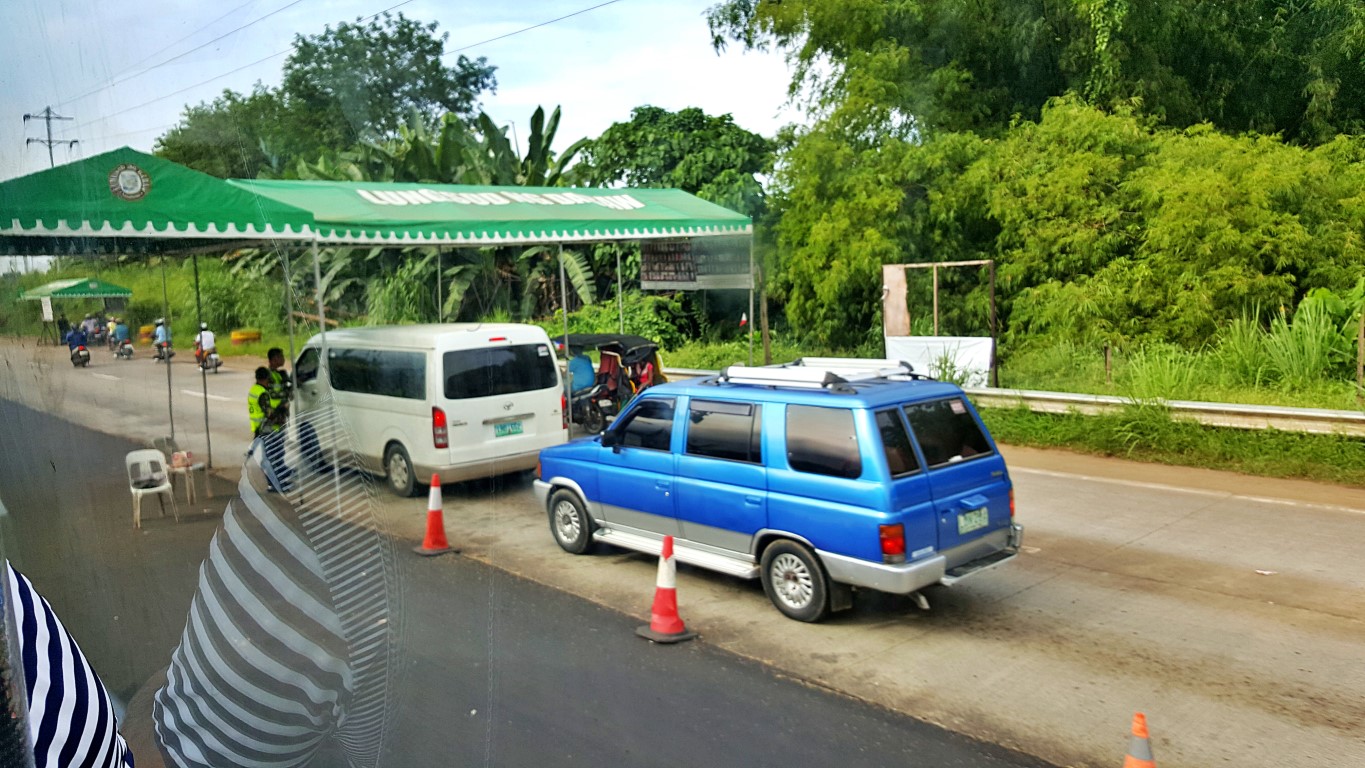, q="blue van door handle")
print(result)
[745,495,761,505]
[958,494,989,510]
[655,481,671,490]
